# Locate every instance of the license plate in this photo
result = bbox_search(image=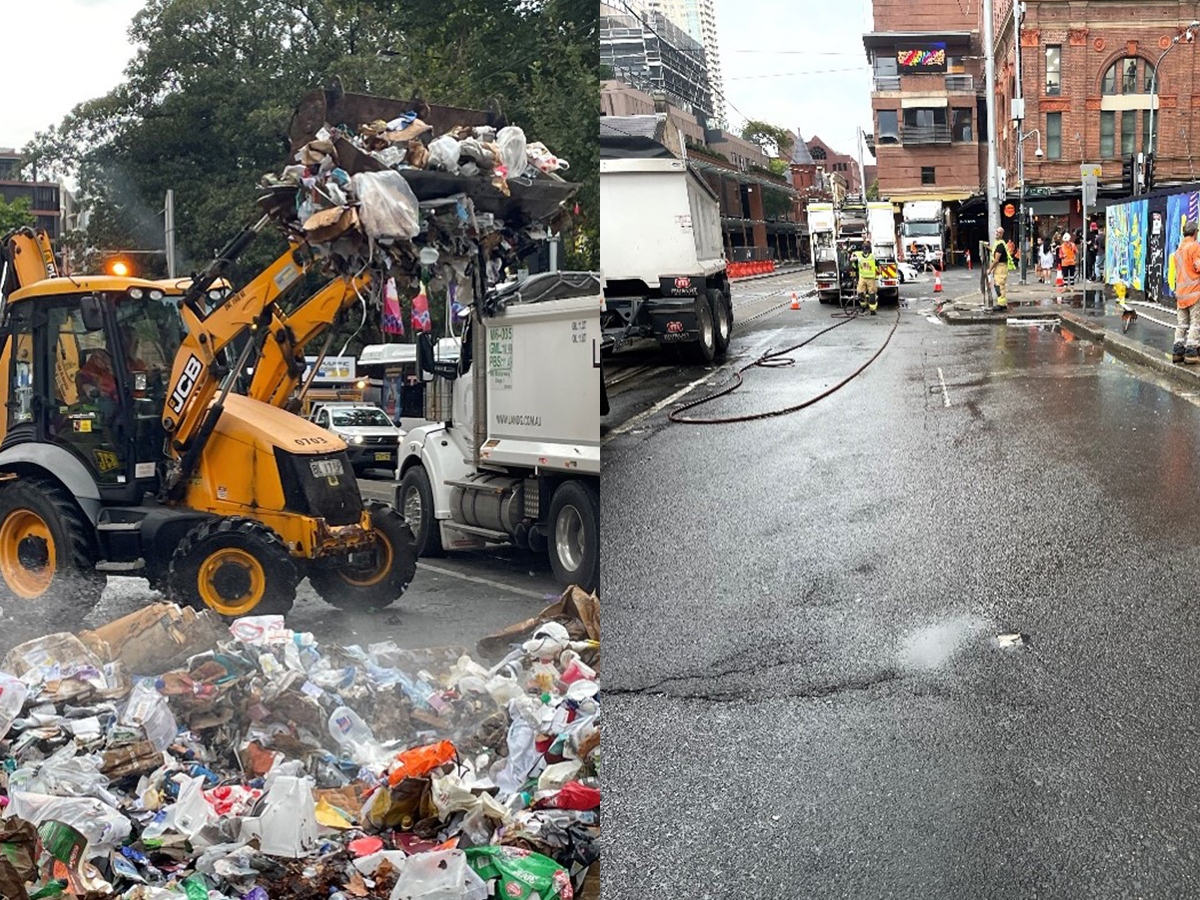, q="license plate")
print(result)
[374,452,392,462]
[310,459,344,478]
